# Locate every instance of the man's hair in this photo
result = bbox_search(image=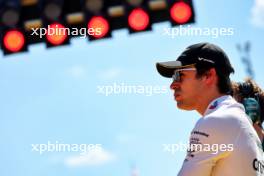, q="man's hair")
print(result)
[195,64,233,94]
[232,78,264,124]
